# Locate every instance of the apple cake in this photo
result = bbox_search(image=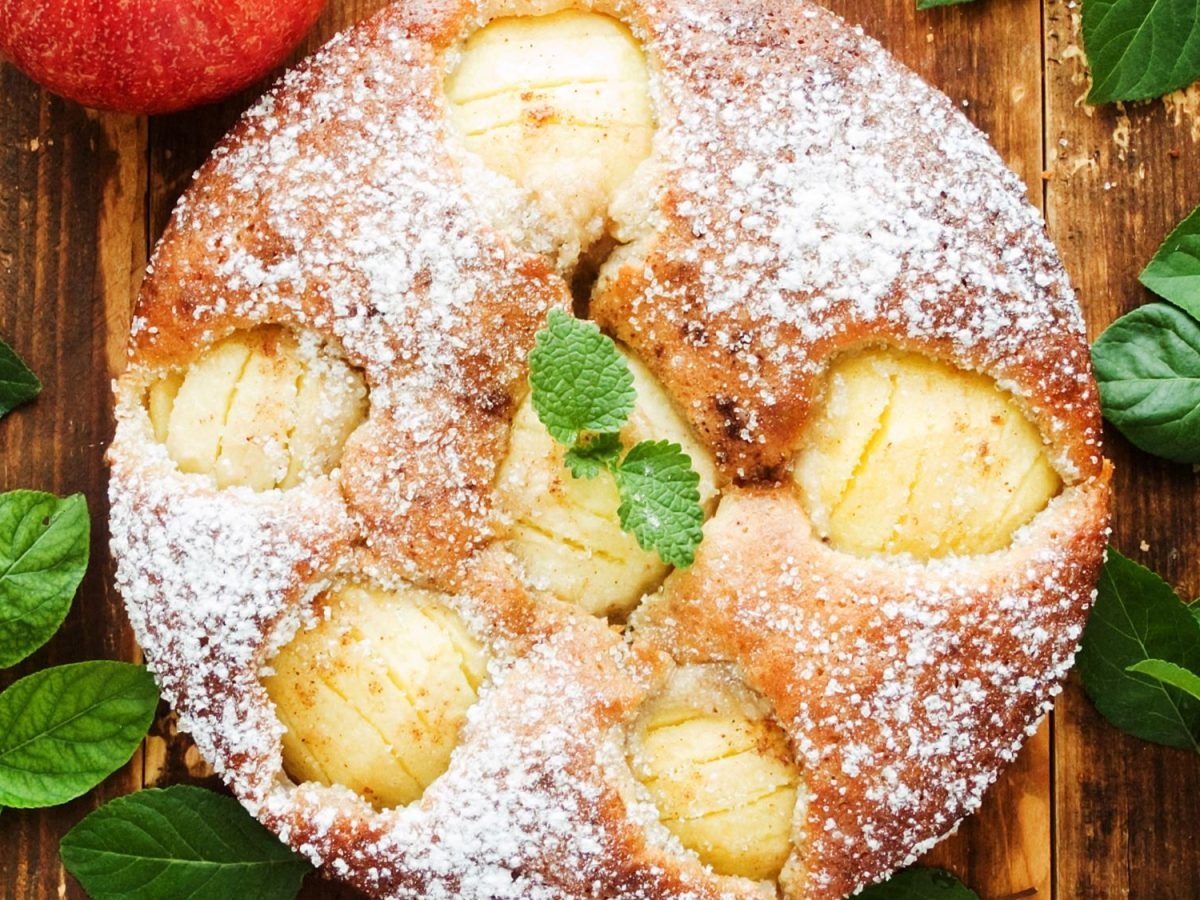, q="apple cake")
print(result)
[108,1,1111,897]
